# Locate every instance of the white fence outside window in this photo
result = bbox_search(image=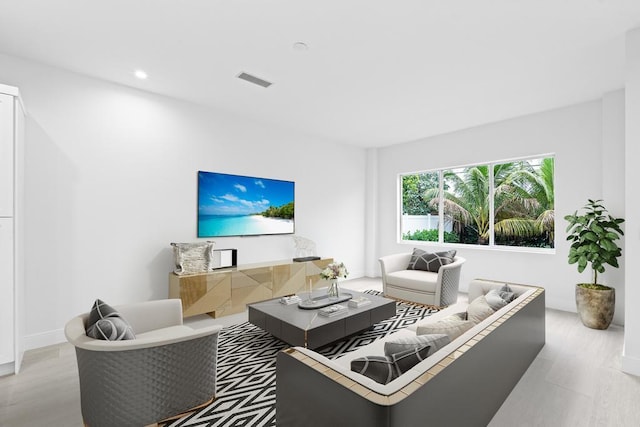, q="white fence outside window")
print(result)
[401,214,453,235]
